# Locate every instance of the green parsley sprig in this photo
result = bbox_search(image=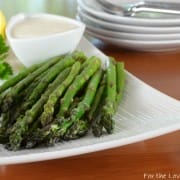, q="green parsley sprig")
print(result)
[0,35,13,80]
